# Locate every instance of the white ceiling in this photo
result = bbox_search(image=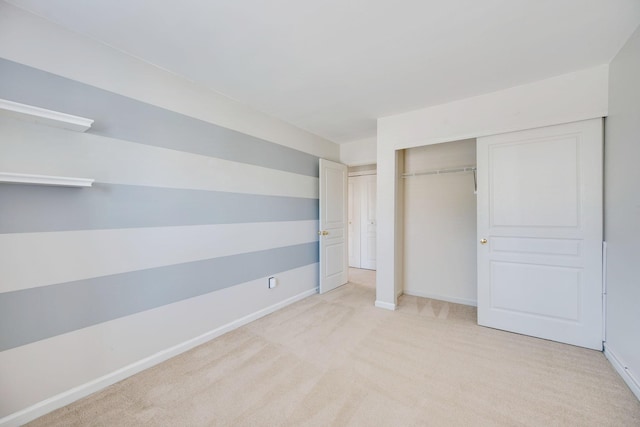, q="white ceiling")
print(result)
[7,0,640,143]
